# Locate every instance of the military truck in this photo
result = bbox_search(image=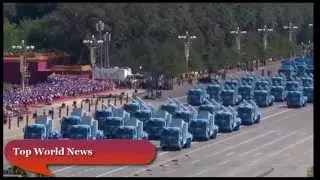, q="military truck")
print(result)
[23,115,59,139]
[160,118,193,150]
[237,100,261,125]
[254,90,275,107]
[206,84,222,101]
[114,118,148,140]
[214,106,241,132]
[94,108,113,130]
[60,115,82,138]
[103,116,126,139]
[187,88,209,106]
[144,110,172,140]
[220,89,242,106]
[286,91,308,108]
[189,110,219,141]
[238,84,254,100]
[171,98,197,123]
